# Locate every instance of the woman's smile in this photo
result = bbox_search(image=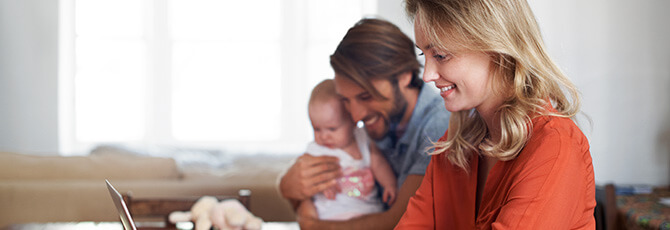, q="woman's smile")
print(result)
[437,84,456,98]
